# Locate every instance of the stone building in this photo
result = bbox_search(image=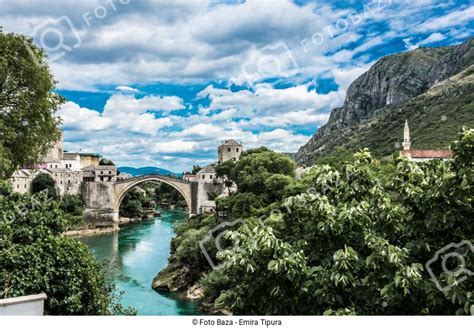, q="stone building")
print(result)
[197,165,216,183]
[195,139,244,213]
[201,200,216,214]
[82,165,118,182]
[11,170,33,193]
[183,174,197,182]
[218,140,243,163]
[48,168,83,195]
[79,153,101,168]
[117,172,133,180]
[10,132,117,196]
[399,120,453,161]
